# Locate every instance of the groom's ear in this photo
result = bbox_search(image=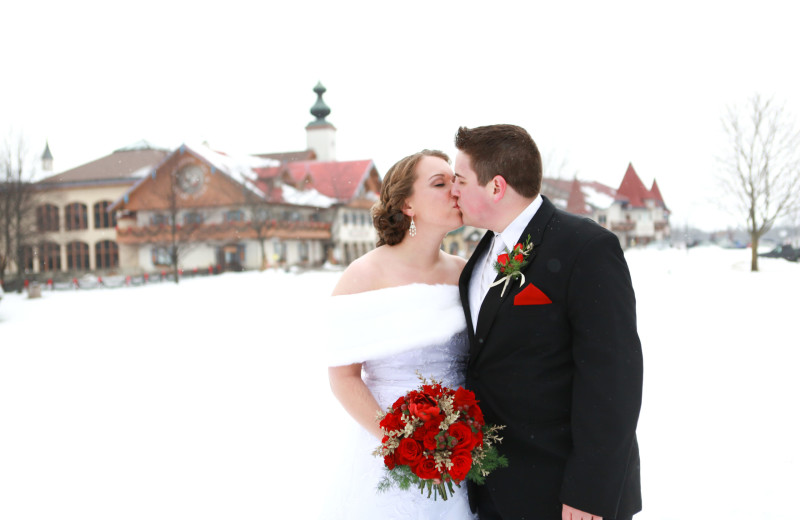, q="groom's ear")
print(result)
[489,175,507,202]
